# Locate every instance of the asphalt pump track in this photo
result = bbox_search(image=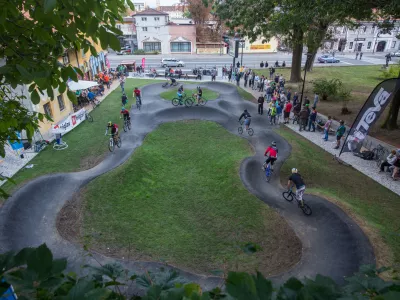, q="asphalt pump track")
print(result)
[0,82,375,289]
